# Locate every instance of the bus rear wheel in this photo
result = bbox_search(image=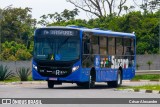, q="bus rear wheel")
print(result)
[107,70,122,88]
[48,80,54,88]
